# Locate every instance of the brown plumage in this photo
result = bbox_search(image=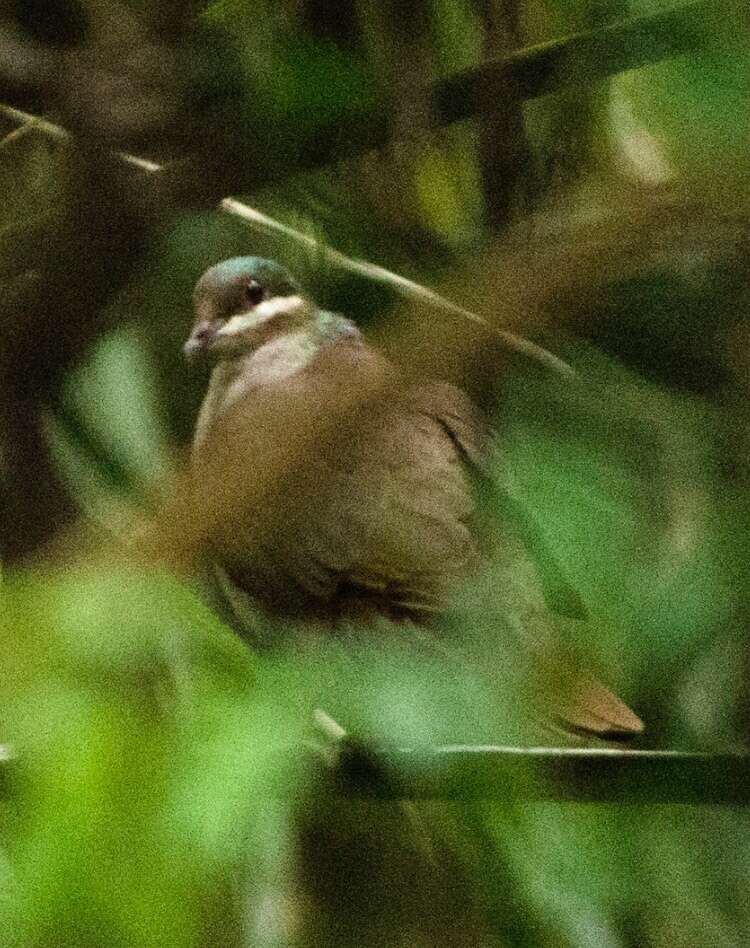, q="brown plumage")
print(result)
[185,256,643,741]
